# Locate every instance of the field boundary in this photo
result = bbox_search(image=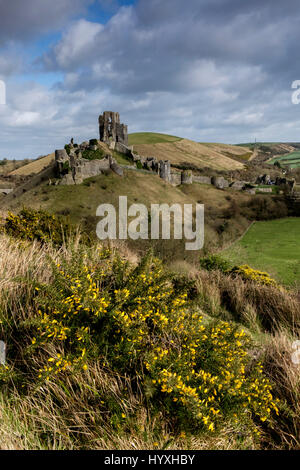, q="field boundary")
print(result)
[219,221,255,253]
